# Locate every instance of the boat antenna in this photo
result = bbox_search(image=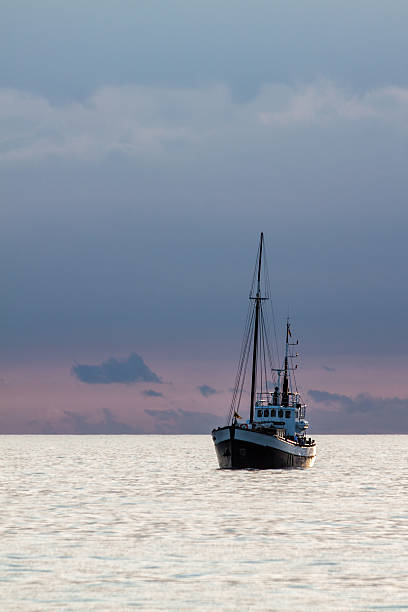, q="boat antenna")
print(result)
[281,318,299,405]
[281,319,290,407]
[249,232,263,422]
